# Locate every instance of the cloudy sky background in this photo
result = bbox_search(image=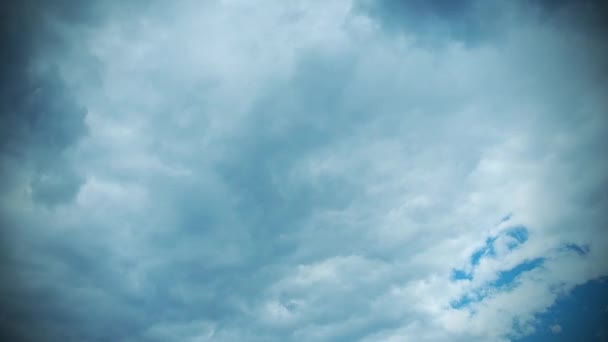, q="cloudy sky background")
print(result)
[1,0,608,341]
